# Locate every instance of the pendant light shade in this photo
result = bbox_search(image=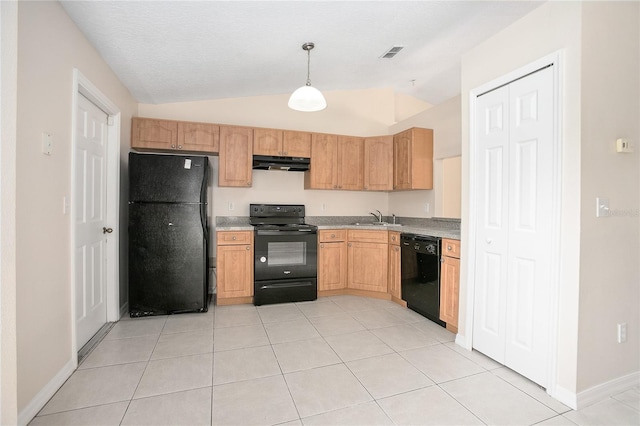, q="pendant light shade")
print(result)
[288,42,327,112]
